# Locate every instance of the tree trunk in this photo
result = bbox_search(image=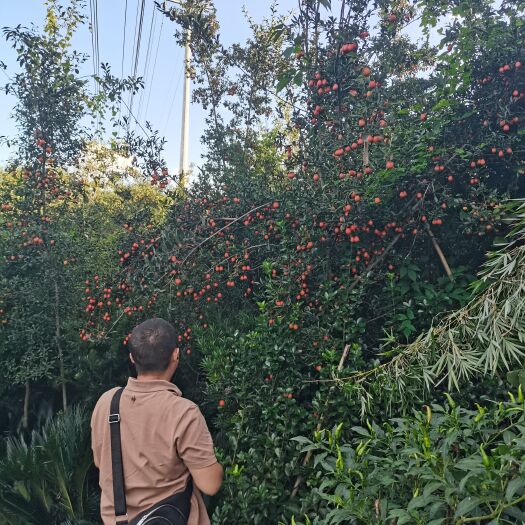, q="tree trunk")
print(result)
[54,280,67,410]
[22,381,30,429]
